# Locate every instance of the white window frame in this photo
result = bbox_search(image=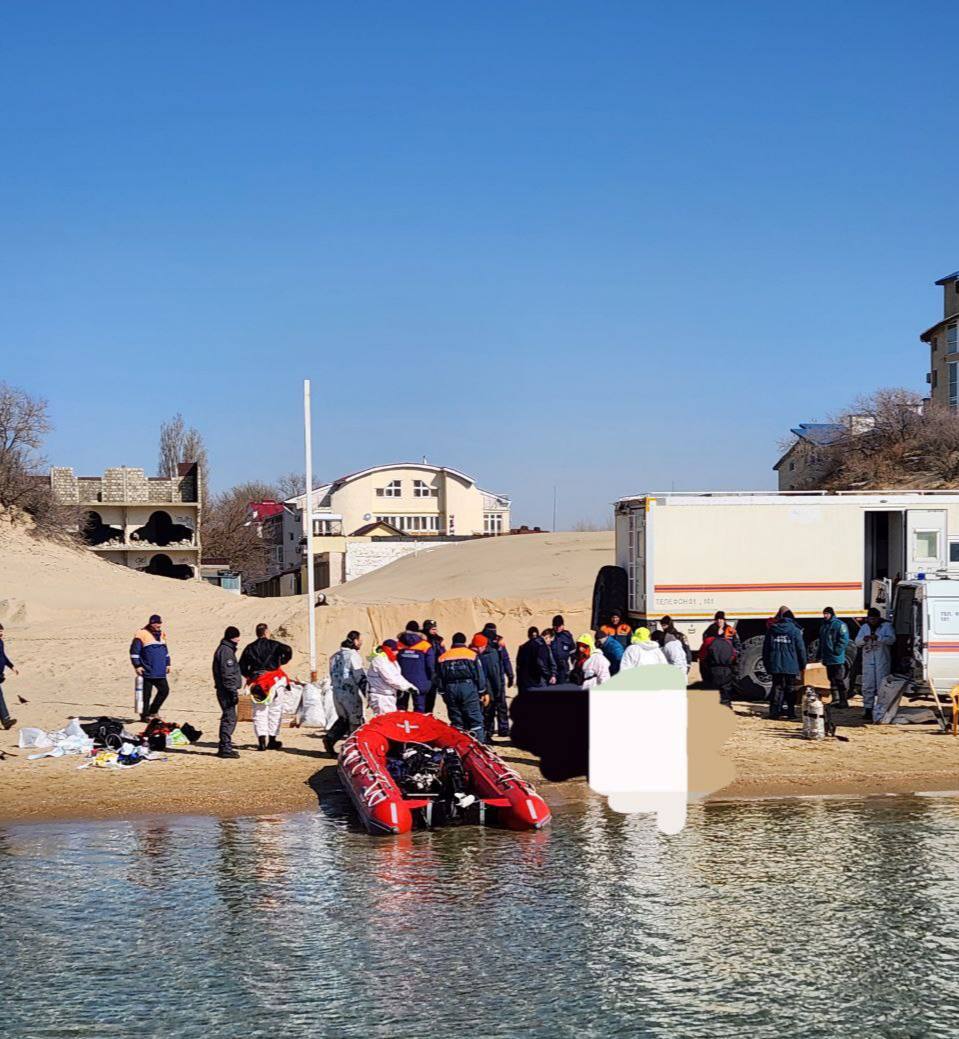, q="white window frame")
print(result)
[413,479,436,498]
[949,360,958,411]
[484,513,504,534]
[914,528,941,562]
[376,480,402,498]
